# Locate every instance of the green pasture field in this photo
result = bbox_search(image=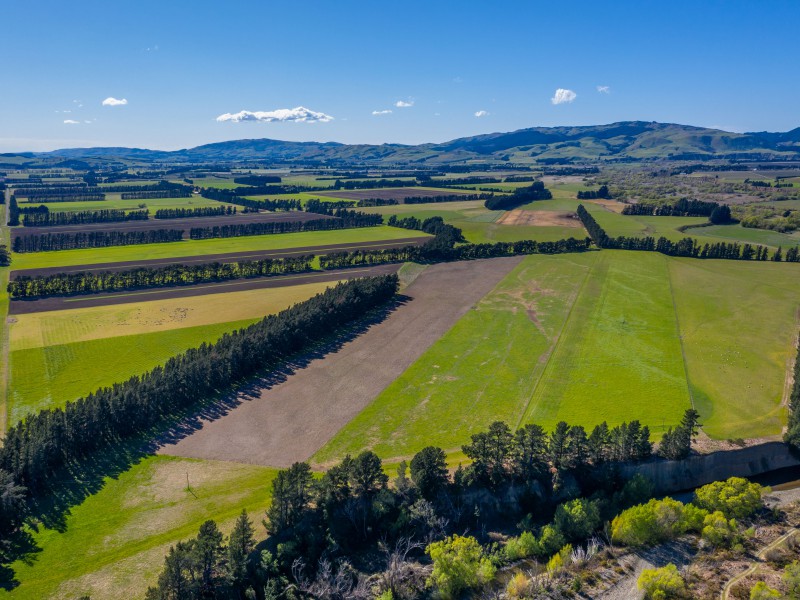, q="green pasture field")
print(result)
[697,224,800,248]
[359,200,587,244]
[185,176,239,189]
[7,279,343,421]
[669,258,800,438]
[32,196,234,213]
[10,226,428,270]
[0,456,277,600]
[316,251,800,463]
[8,318,256,423]
[315,253,597,463]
